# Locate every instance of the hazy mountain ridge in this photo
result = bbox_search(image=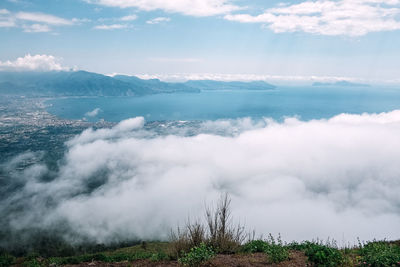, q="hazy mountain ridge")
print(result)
[0,71,199,96]
[113,74,199,94]
[0,71,278,97]
[0,71,139,96]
